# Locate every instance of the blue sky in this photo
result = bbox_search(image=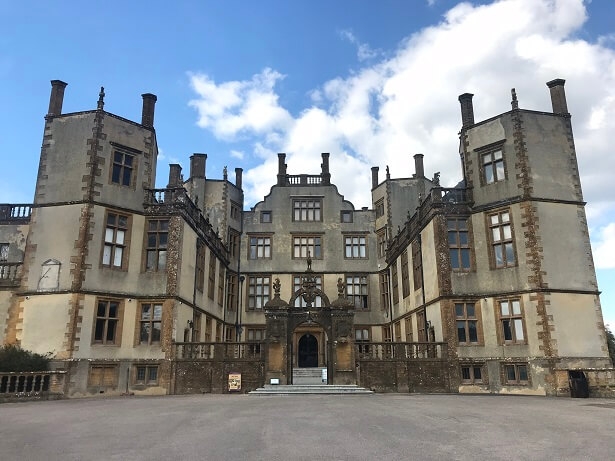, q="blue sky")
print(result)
[1,0,614,326]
